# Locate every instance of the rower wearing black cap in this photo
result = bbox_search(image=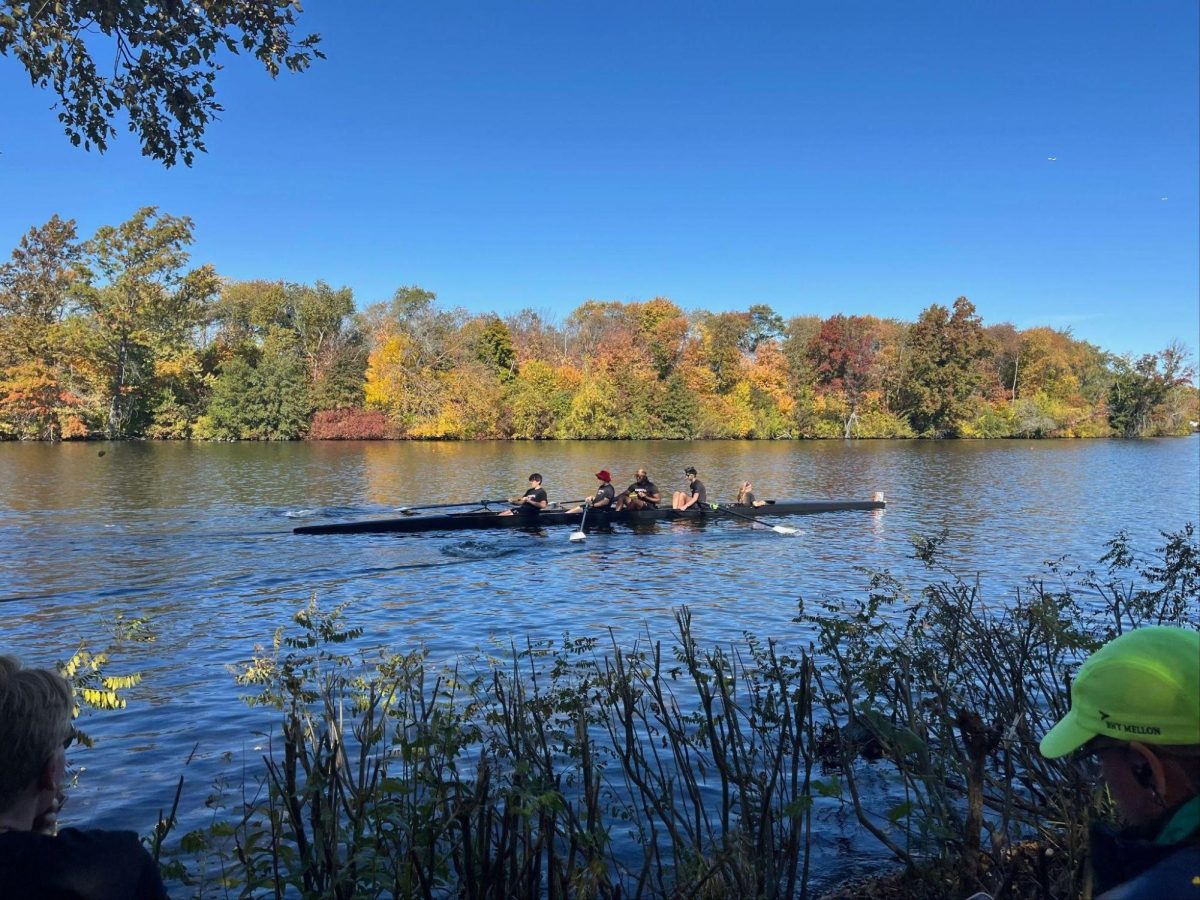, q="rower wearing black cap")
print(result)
[499,474,548,516]
[568,470,615,514]
[672,466,707,510]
